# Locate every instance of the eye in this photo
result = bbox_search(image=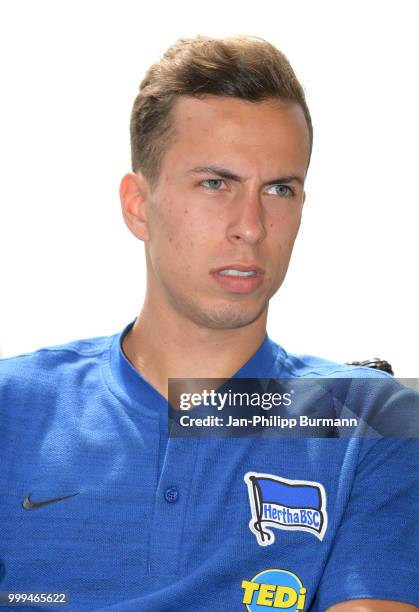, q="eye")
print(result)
[200,179,226,190]
[266,184,294,197]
